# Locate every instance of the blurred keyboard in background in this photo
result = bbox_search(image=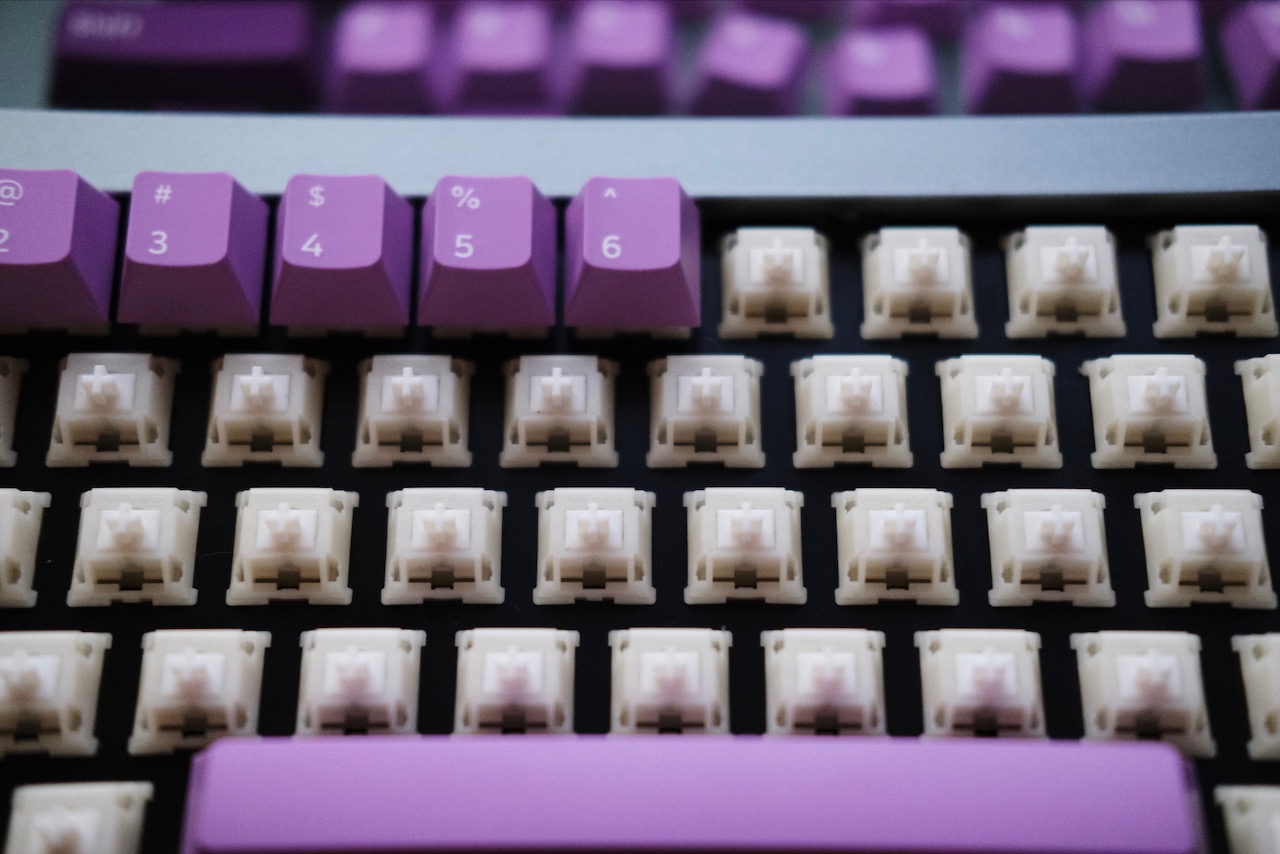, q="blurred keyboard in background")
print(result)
[48,0,1280,116]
